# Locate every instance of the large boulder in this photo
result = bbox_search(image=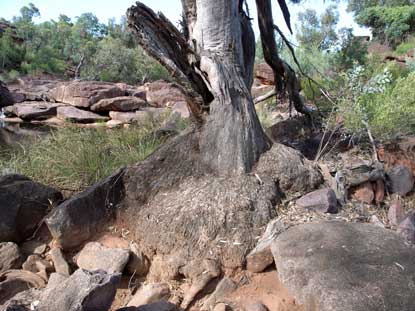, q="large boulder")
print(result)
[0,242,22,273]
[36,269,121,311]
[296,188,338,213]
[271,221,415,311]
[0,81,14,108]
[49,81,124,108]
[0,175,62,243]
[6,102,63,120]
[57,106,109,123]
[144,80,187,108]
[386,165,414,196]
[46,169,125,249]
[91,96,147,112]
